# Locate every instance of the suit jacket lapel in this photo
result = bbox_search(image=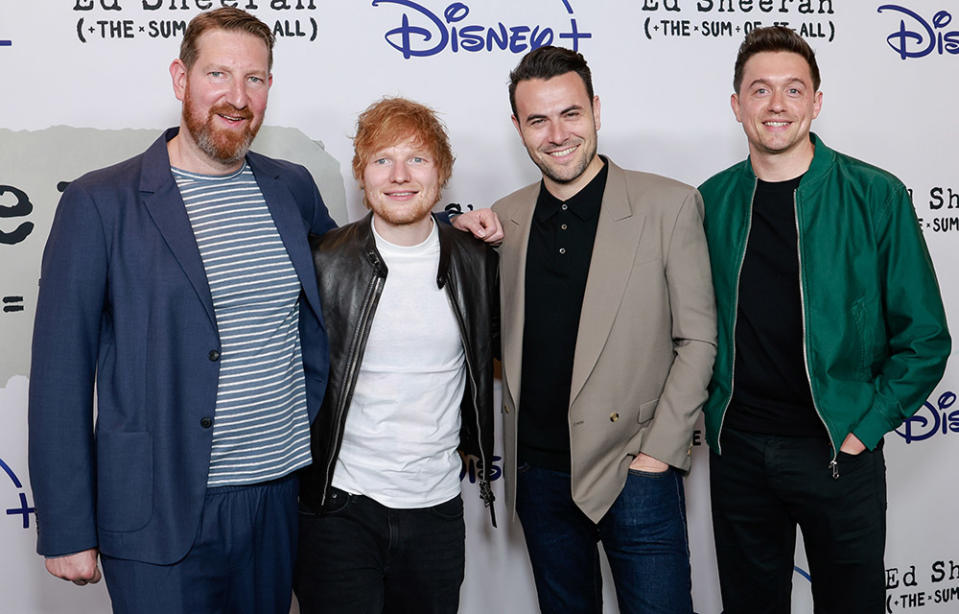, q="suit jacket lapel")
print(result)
[500,183,539,406]
[569,161,643,407]
[140,129,217,330]
[247,157,323,320]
